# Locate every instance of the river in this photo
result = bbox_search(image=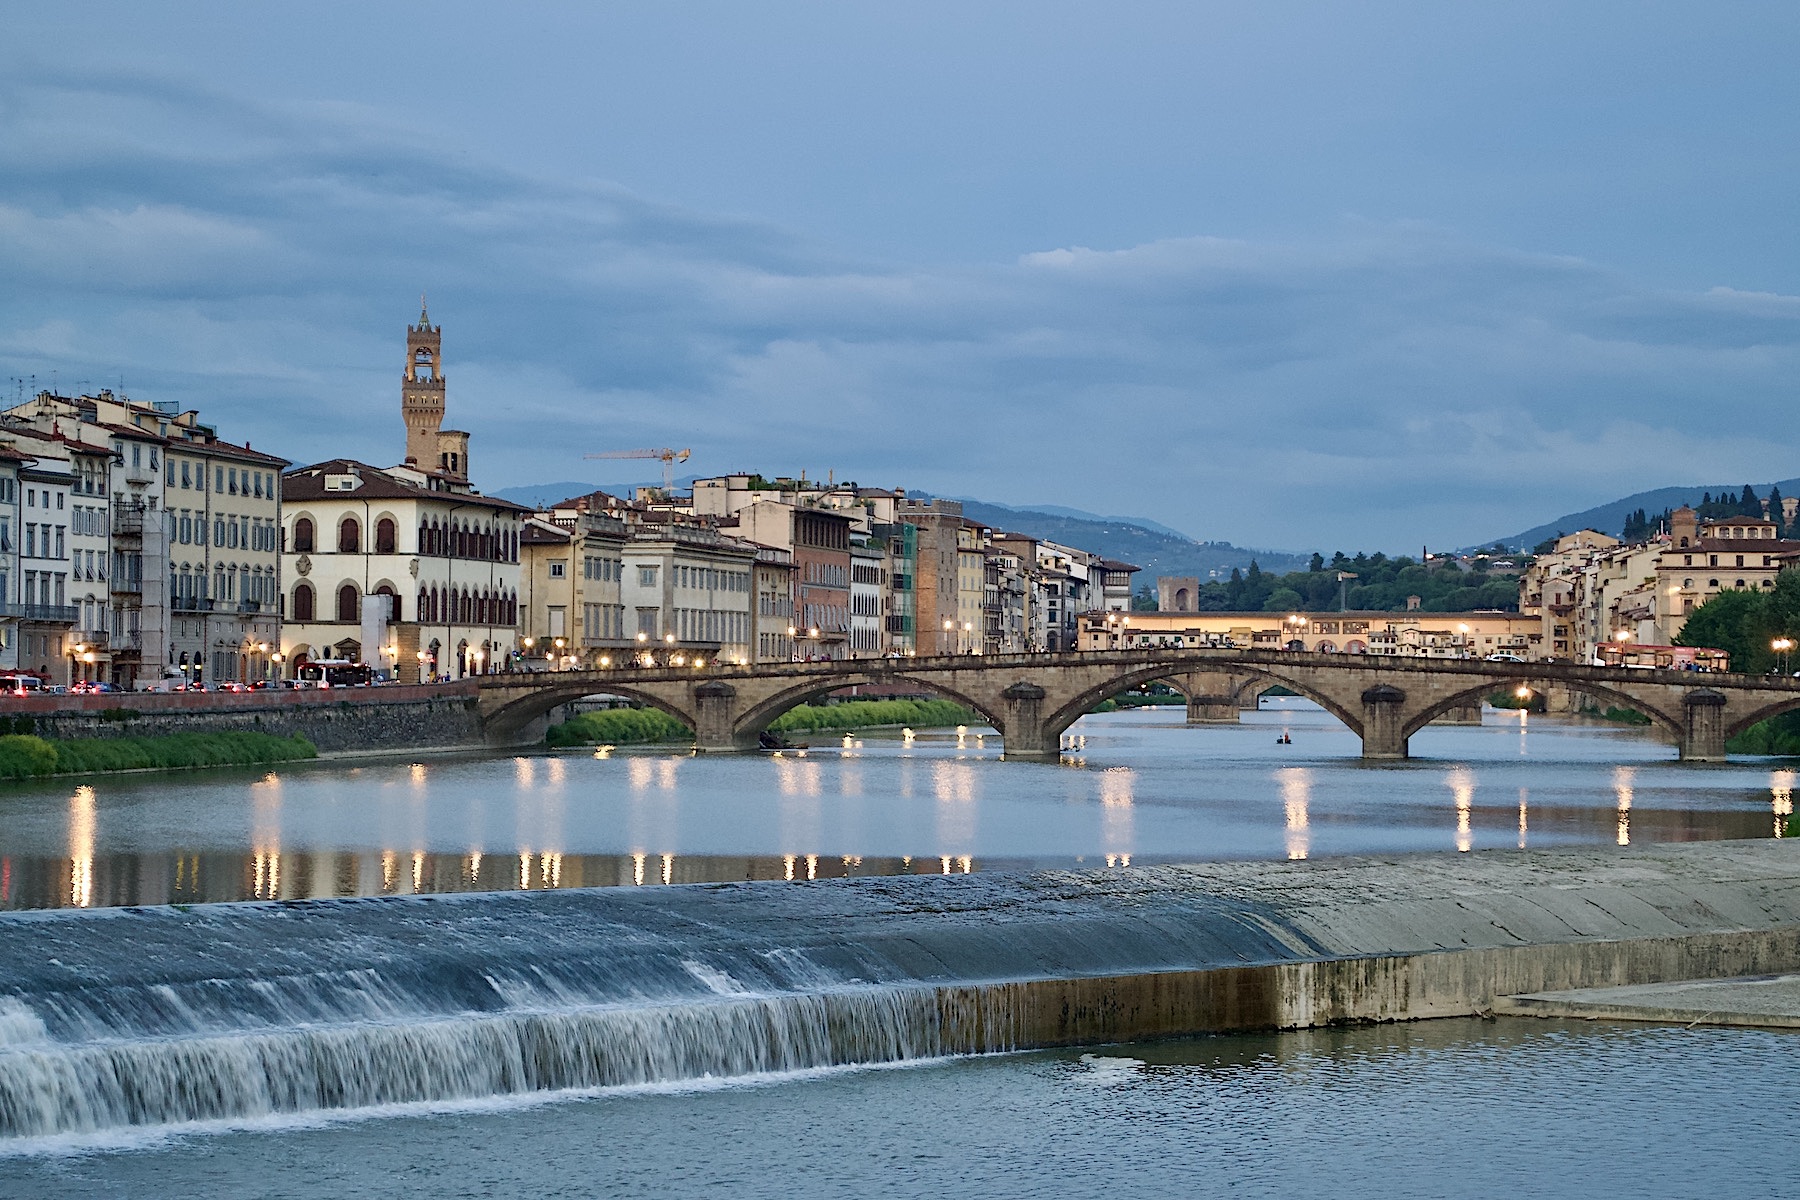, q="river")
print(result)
[0,701,1791,910]
[0,702,1793,1192]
